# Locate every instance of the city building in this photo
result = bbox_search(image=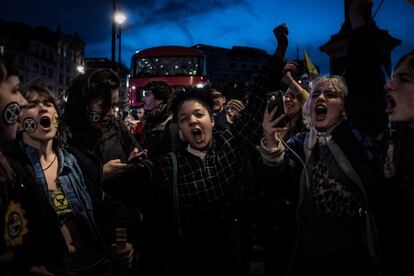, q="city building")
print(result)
[192,44,273,99]
[0,19,85,100]
[193,44,271,82]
